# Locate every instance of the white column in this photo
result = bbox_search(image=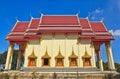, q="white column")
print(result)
[64,33,68,67]
[8,53,13,69]
[5,42,14,70]
[51,33,55,67]
[78,39,80,67]
[78,39,82,67]
[91,43,96,67]
[97,50,103,71]
[105,42,115,70]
